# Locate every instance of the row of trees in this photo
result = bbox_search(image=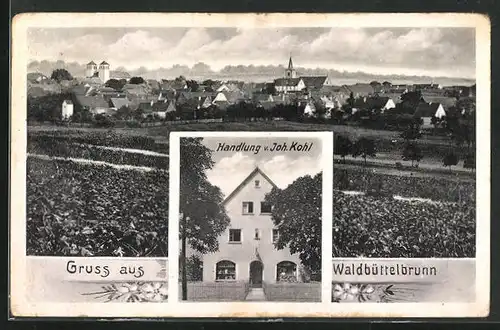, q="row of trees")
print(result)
[334,131,474,172]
